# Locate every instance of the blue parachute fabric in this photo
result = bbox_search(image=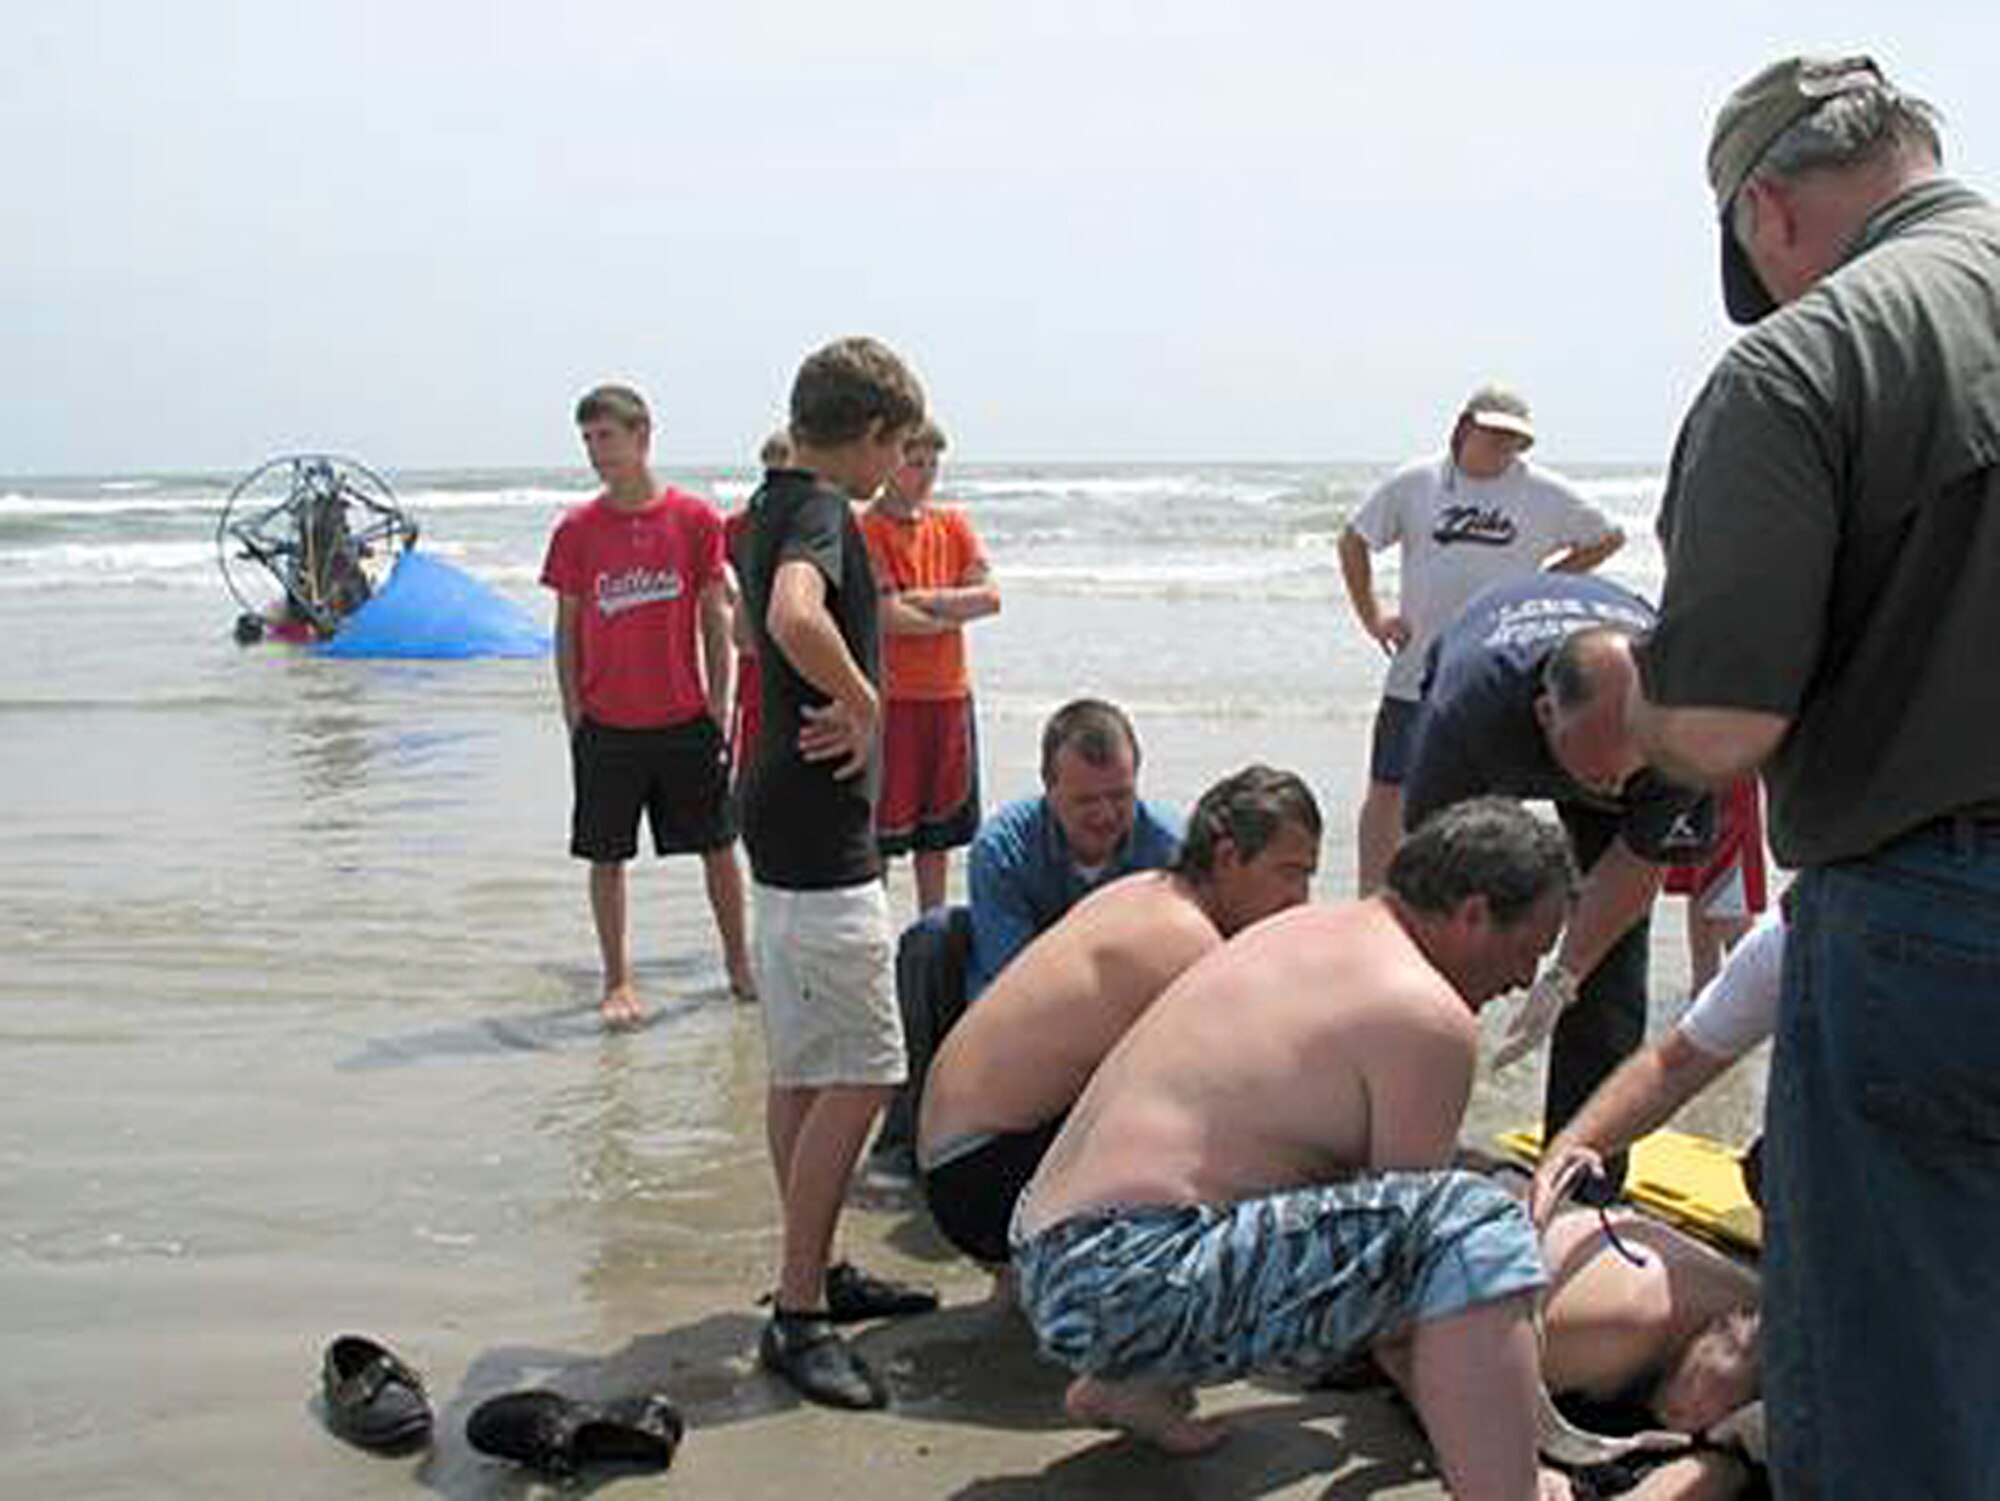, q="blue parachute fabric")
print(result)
[317,552,549,659]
